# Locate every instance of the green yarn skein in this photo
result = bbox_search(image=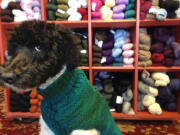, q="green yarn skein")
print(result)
[127,17,135,19]
[82,39,88,50]
[47,10,55,20]
[49,0,56,4]
[57,4,69,11]
[56,0,69,4]
[125,10,135,19]
[55,11,69,19]
[46,4,57,11]
[130,0,135,3]
[56,18,67,21]
[126,3,135,11]
[112,63,123,66]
